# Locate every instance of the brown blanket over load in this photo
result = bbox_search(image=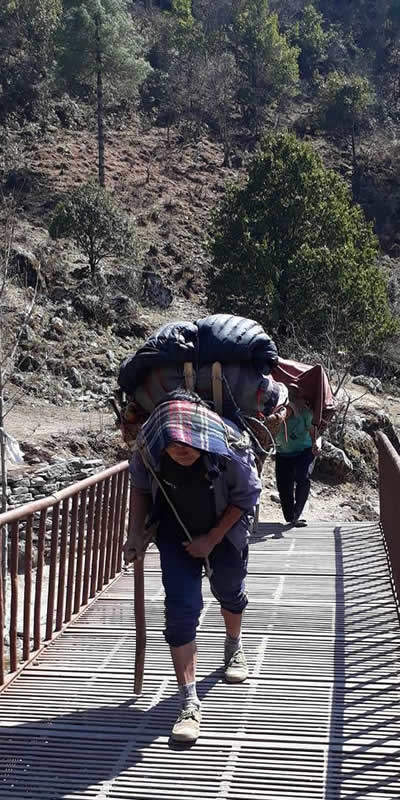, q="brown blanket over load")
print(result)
[271,358,335,431]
